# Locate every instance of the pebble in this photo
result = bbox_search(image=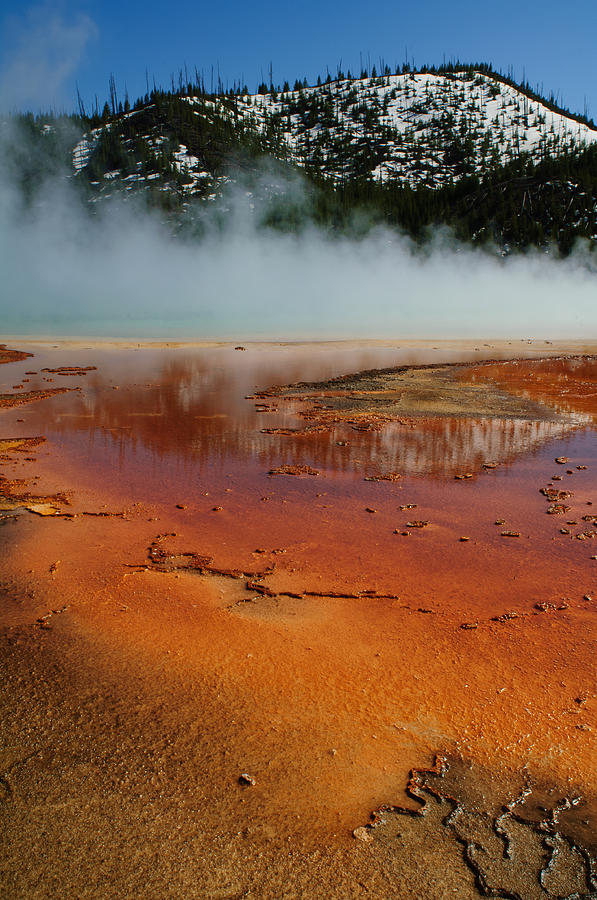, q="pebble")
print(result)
[352,827,373,844]
[239,773,255,786]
